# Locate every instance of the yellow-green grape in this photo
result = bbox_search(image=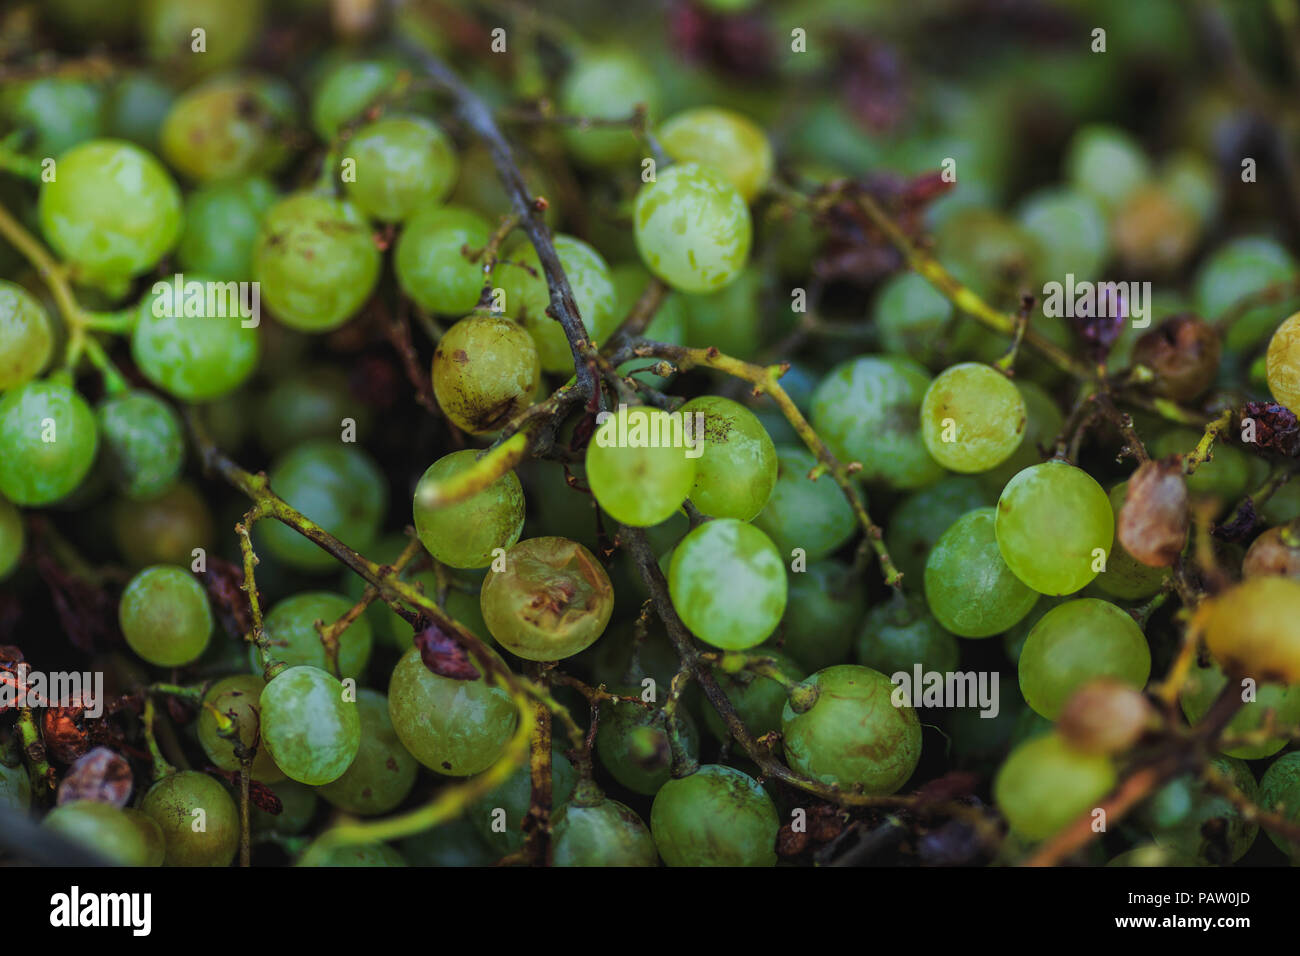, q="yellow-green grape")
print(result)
[1179,658,1300,760]
[678,395,777,520]
[259,591,373,679]
[43,801,163,866]
[0,379,98,507]
[310,59,401,140]
[480,537,614,661]
[140,770,239,867]
[1266,311,1300,412]
[387,646,517,776]
[752,446,856,562]
[1064,124,1151,213]
[395,205,493,315]
[318,689,419,816]
[782,665,921,793]
[920,363,1026,473]
[343,115,458,222]
[995,732,1116,841]
[414,449,525,569]
[559,48,658,166]
[668,519,786,650]
[119,565,213,667]
[924,507,1038,638]
[585,405,697,527]
[1258,752,1300,859]
[0,496,22,580]
[634,163,752,294]
[995,461,1113,595]
[552,794,659,867]
[96,389,185,501]
[1095,482,1168,600]
[493,234,617,373]
[658,107,773,202]
[142,0,264,79]
[1198,576,1300,685]
[1144,755,1258,863]
[649,764,778,867]
[0,280,53,390]
[259,665,361,785]
[159,73,294,182]
[1018,598,1151,720]
[431,313,540,434]
[196,674,284,782]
